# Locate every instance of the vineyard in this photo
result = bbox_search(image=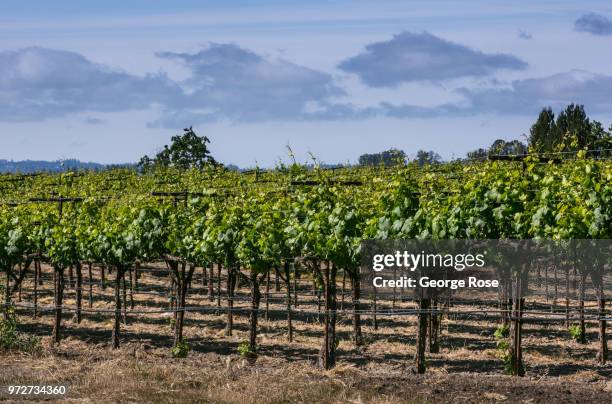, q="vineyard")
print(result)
[1,154,611,402]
